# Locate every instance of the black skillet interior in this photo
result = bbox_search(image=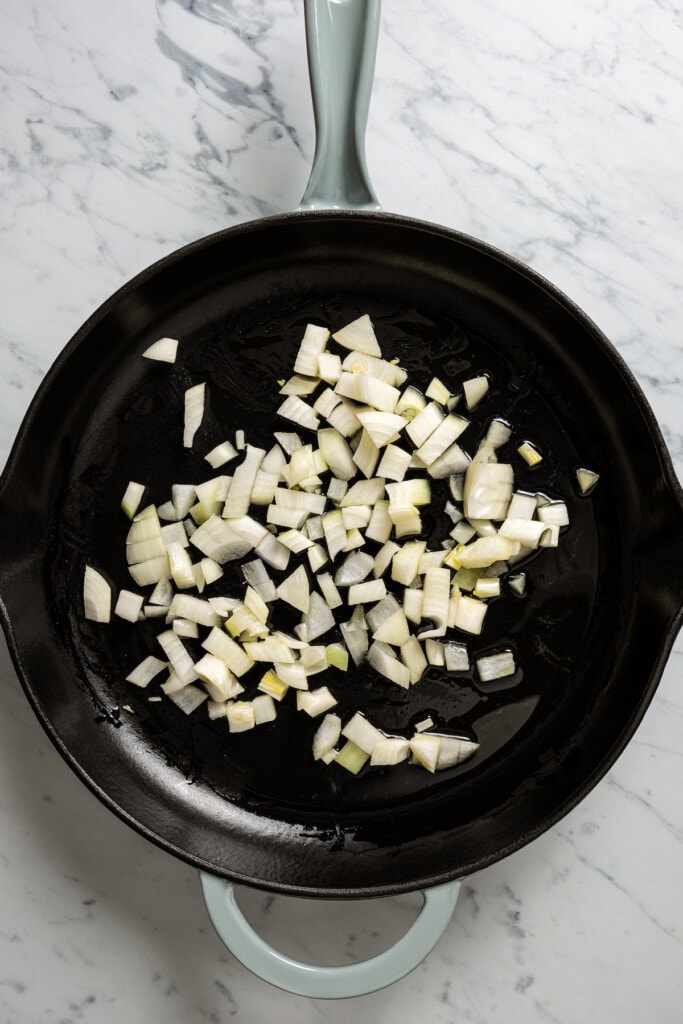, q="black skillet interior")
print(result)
[1,211,682,896]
